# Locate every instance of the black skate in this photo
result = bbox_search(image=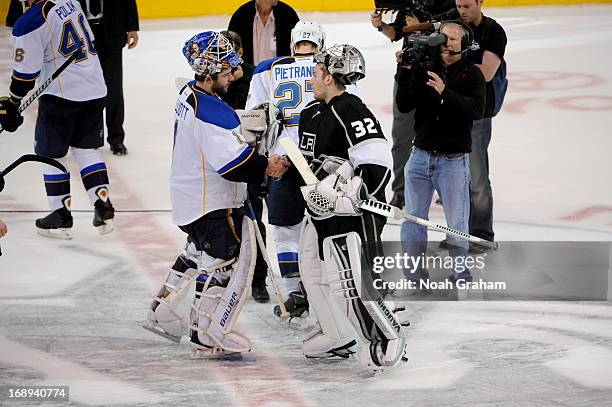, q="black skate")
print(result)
[93,199,114,235]
[274,283,309,326]
[35,207,73,239]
